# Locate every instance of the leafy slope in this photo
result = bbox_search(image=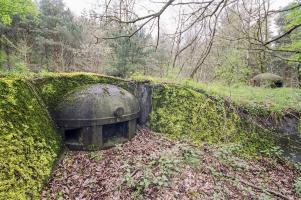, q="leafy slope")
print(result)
[42,128,299,200]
